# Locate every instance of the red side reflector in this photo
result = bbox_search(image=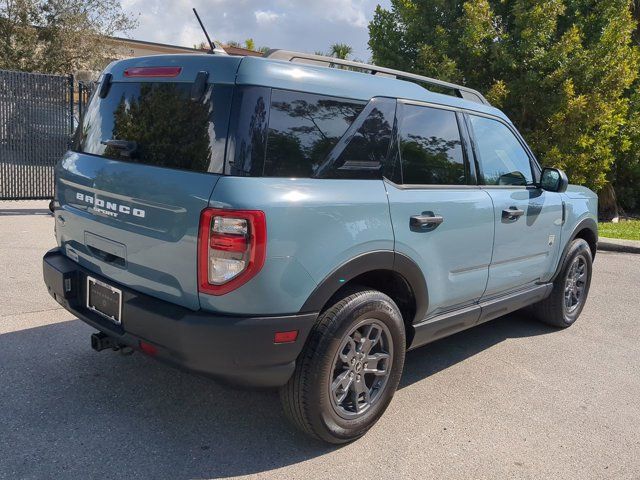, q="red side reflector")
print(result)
[139,341,158,356]
[274,330,298,344]
[124,67,182,78]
